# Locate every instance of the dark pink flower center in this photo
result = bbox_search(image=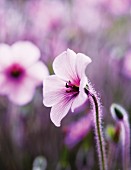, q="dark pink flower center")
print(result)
[7,63,25,80]
[65,81,79,95]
